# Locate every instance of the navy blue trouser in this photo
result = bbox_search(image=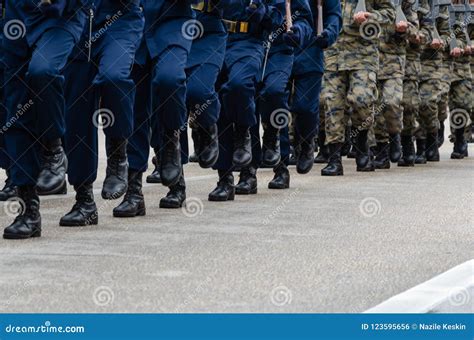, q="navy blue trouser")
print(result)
[4,29,76,186]
[213,38,263,172]
[290,72,323,142]
[0,66,9,170]
[127,55,189,174]
[64,33,139,187]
